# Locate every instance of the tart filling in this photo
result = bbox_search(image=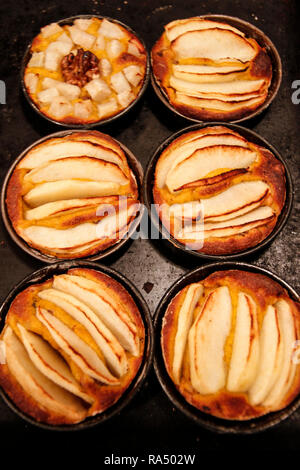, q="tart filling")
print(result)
[152,125,286,255]
[151,17,272,121]
[6,130,140,259]
[24,17,147,124]
[161,270,300,420]
[0,268,145,425]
